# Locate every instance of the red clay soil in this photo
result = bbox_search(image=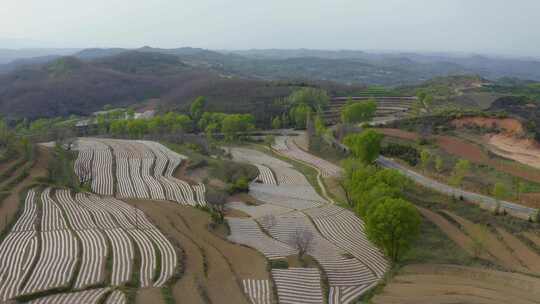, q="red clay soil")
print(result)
[436,135,488,163]
[376,128,419,141]
[381,128,540,184]
[451,117,525,135]
[520,193,540,209]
